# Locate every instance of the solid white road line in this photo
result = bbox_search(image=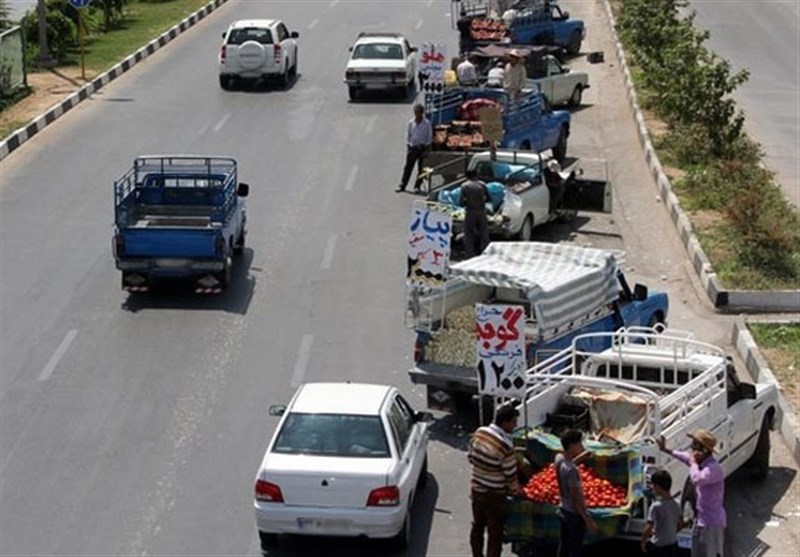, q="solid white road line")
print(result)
[321,235,338,270]
[291,334,314,387]
[365,114,377,134]
[308,18,319,30]
[344,164,358,191]
[38,329,78,381]
[213,112,232,132]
